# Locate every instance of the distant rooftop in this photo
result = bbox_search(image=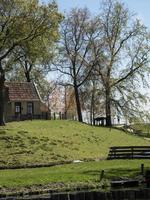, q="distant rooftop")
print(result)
[5,82,40,101]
